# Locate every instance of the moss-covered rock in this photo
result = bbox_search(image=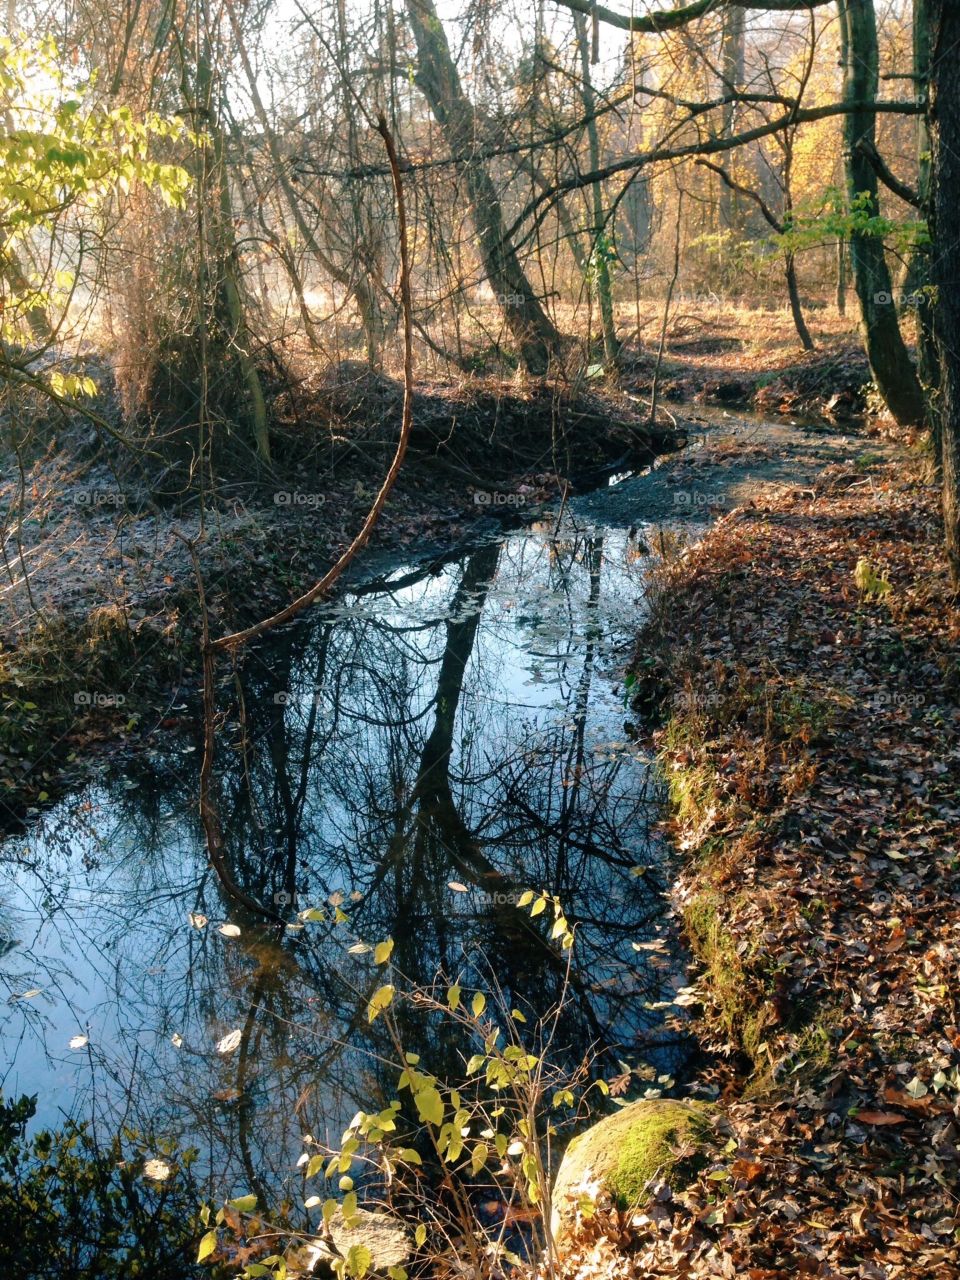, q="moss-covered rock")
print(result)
[550,1100,712,1240]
